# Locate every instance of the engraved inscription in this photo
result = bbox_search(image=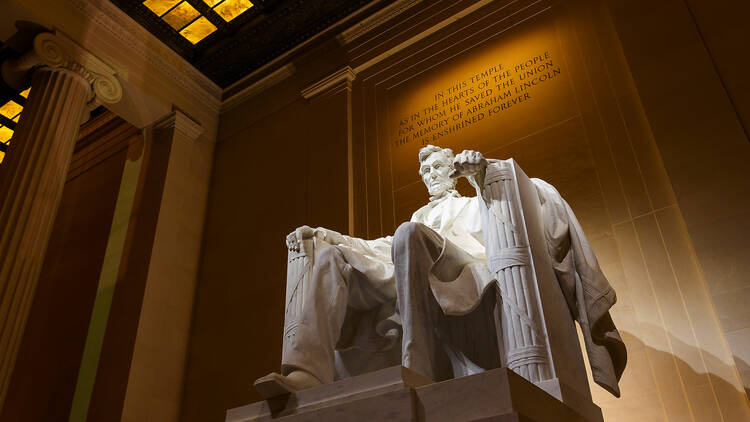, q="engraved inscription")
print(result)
[394,51,561,148]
